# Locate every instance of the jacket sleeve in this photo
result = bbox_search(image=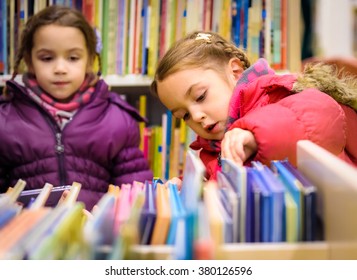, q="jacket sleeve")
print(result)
[229,89,346,166]
[111,112,153,185]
